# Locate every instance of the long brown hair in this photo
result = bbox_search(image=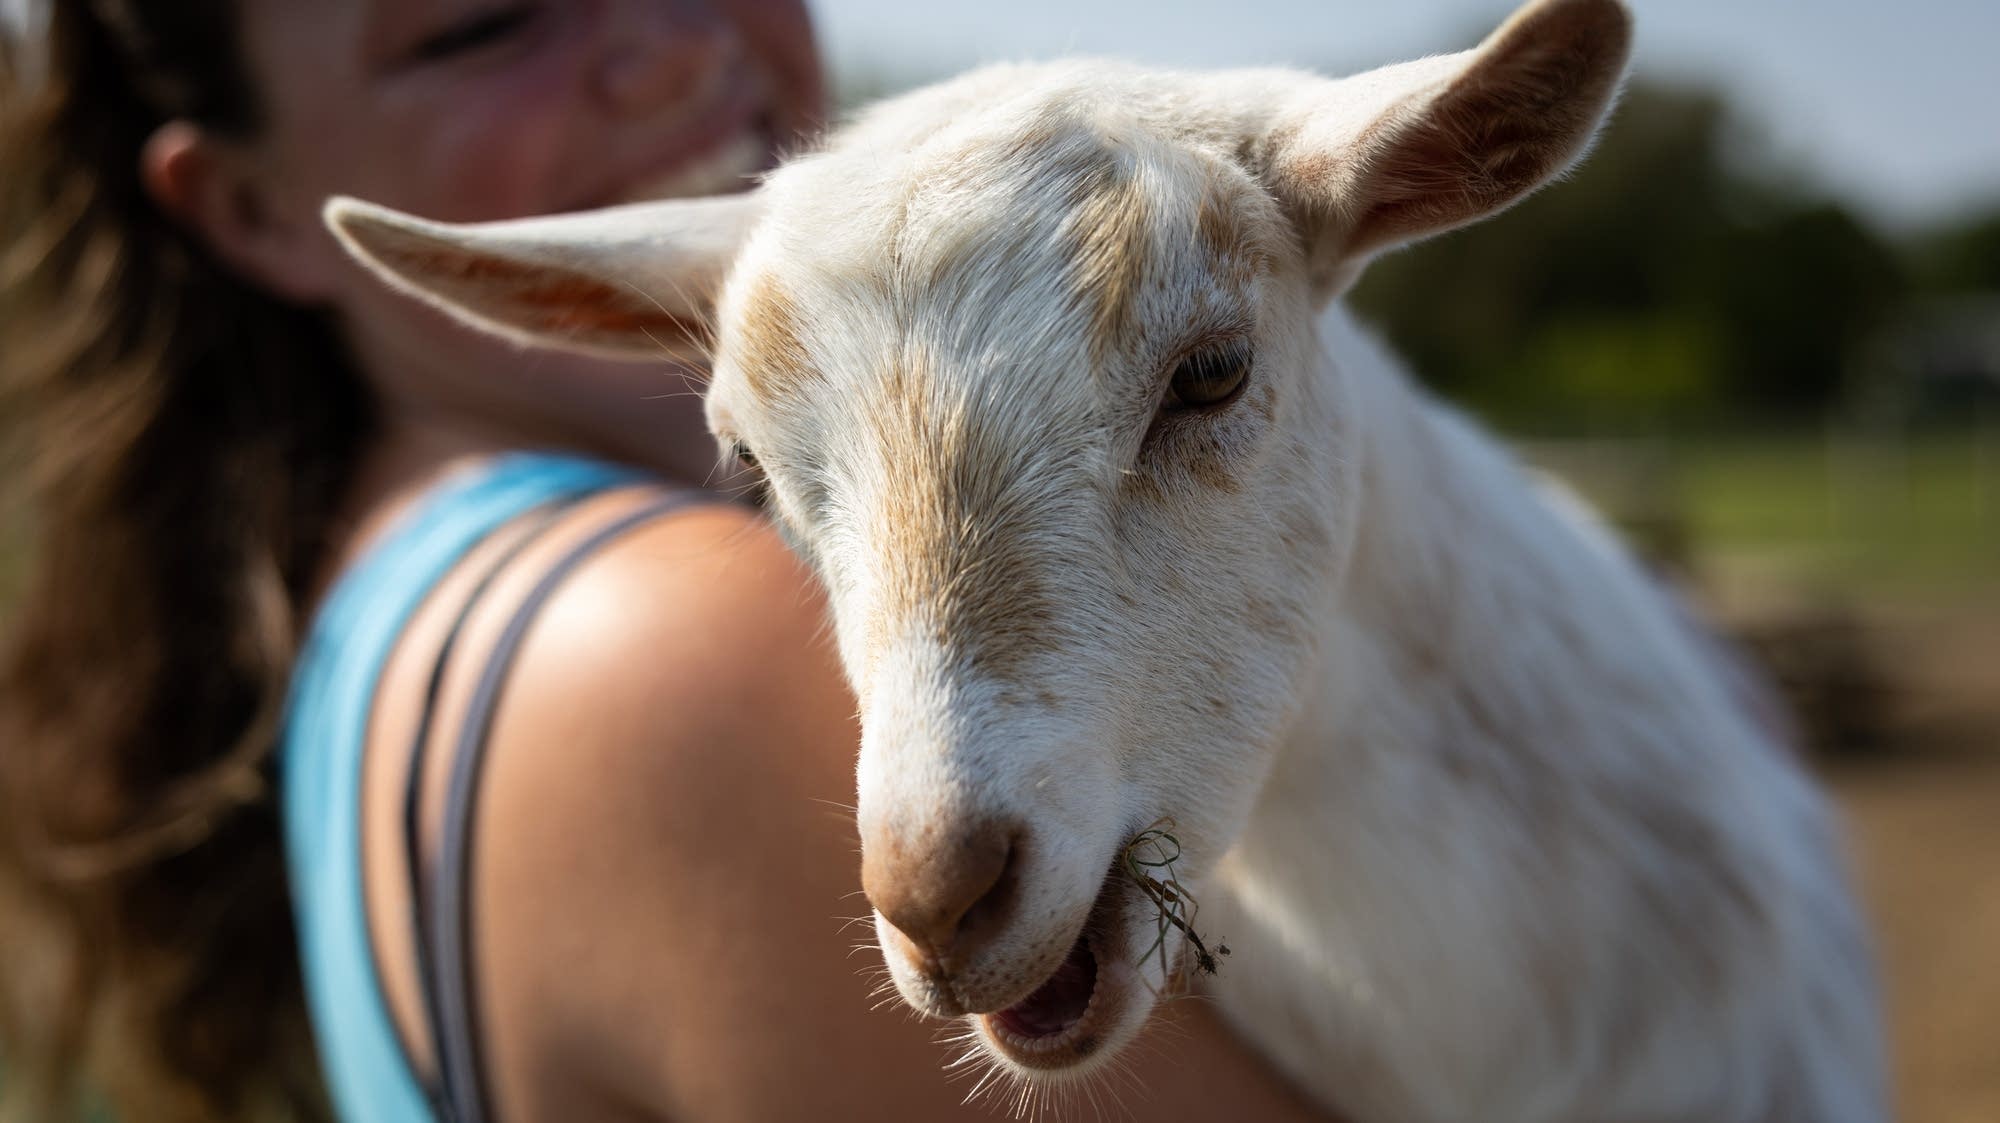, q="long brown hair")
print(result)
[1,2,372,1119]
